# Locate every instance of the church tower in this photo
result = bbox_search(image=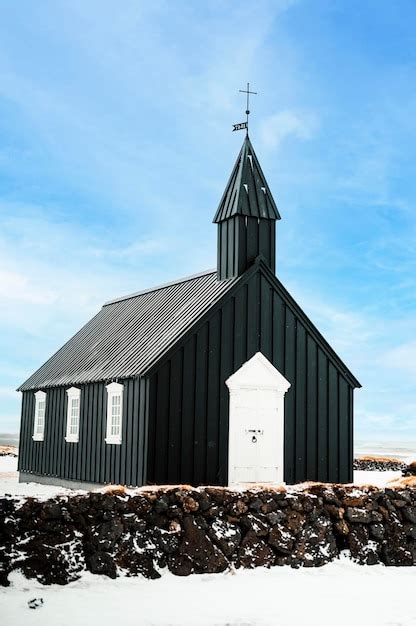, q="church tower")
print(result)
[213,135,281,280]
